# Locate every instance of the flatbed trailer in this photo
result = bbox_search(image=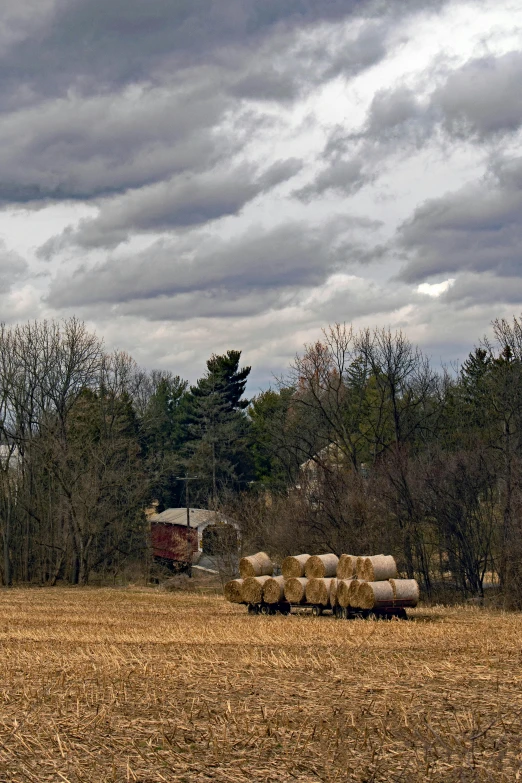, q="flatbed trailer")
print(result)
[244,602,408,619]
